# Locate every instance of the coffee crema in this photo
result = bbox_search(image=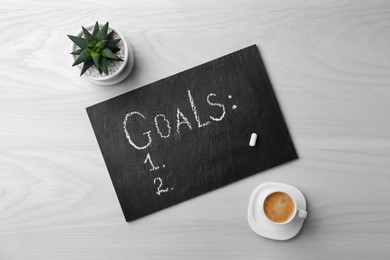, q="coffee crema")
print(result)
[263,192,295,223]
